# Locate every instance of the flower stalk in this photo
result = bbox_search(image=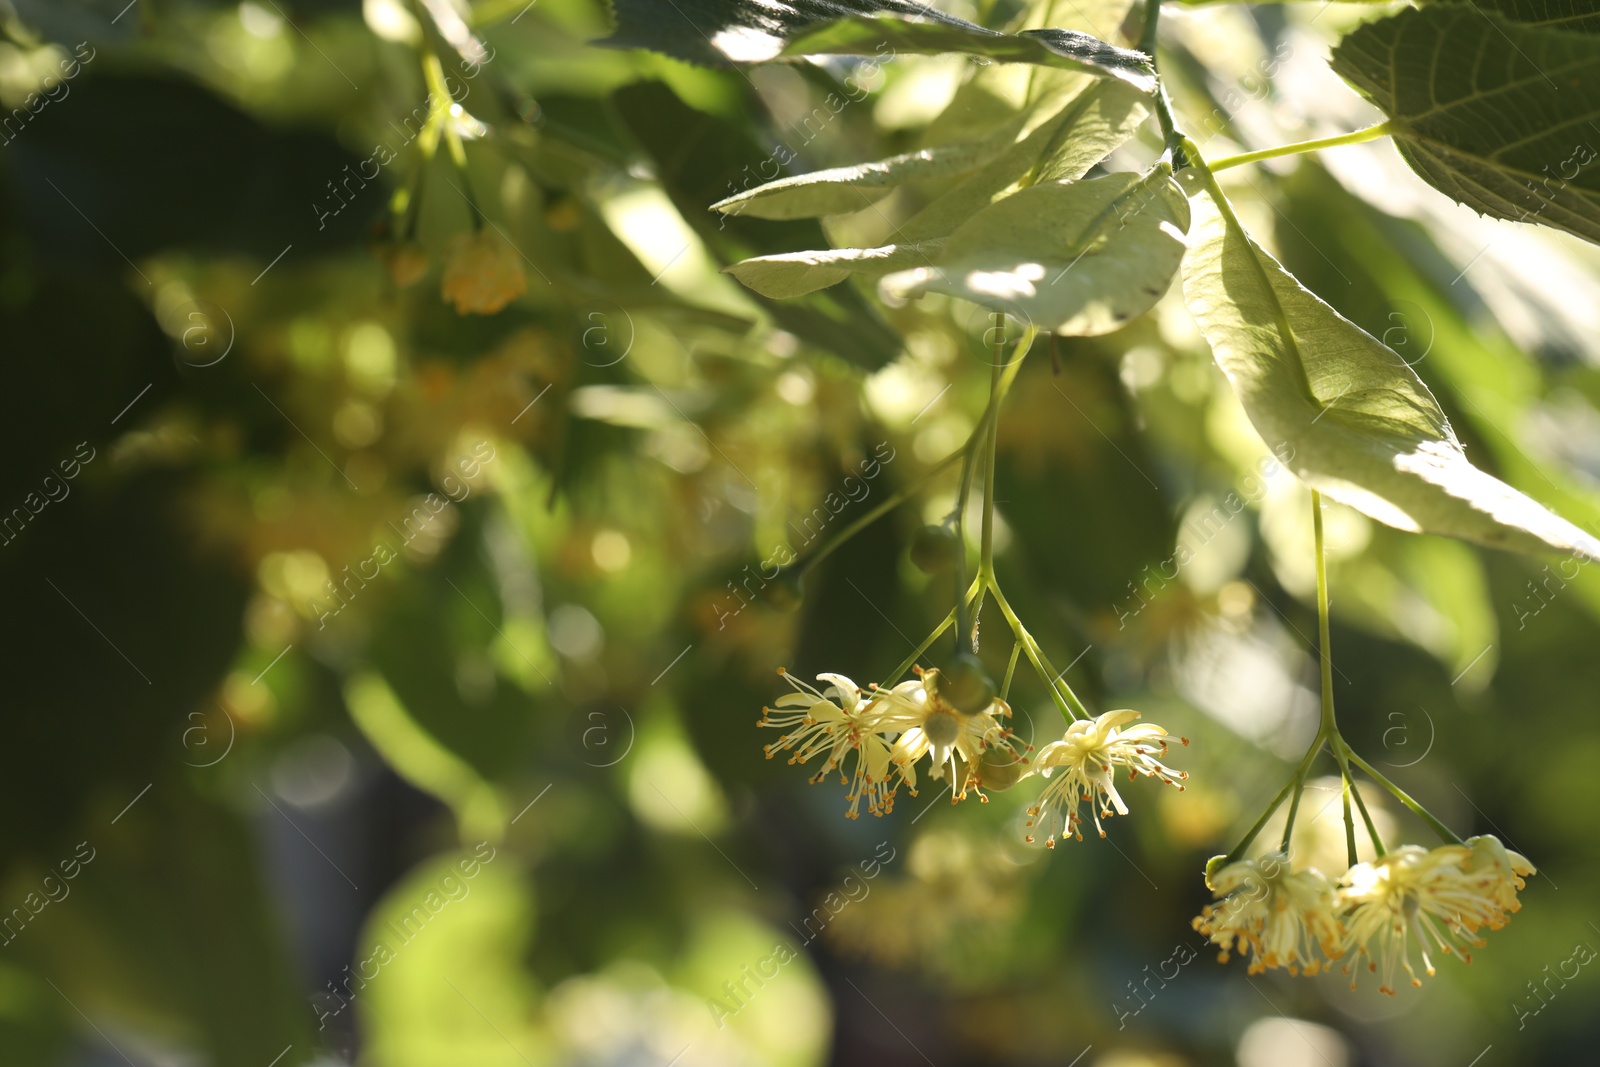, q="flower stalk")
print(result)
[1209,123,1392,173]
